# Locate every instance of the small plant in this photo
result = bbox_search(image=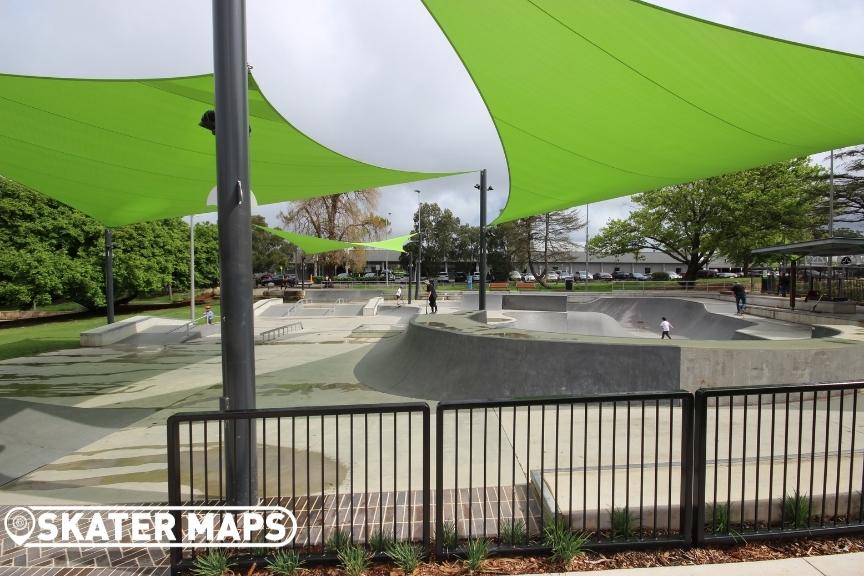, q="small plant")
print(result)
[191,549,230,576]
[367,529,394,554]
[463,538,489,572]
[610,507,638,540]
[338,543,371,576]
[385,541,423,575]
[708,503,730,533]
[440,521,457,549]
[551,530,588,567]
[542,517,568,547]
[499,518,527,545]
[269,549,303,576]
[784,489,810,529]
[325,528,352,553]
